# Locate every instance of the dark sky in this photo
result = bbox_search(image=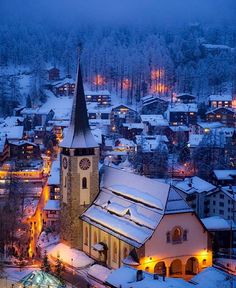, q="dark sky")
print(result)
[0,0,235,27]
